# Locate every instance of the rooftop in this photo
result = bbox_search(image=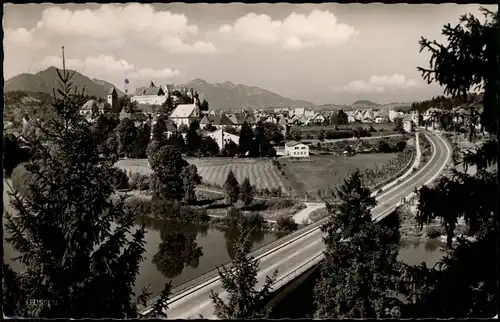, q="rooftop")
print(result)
[285,140,302,147]
[170,104,197,118]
